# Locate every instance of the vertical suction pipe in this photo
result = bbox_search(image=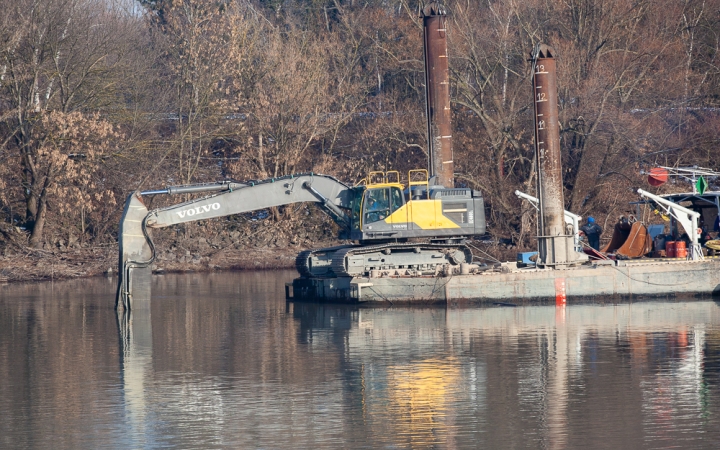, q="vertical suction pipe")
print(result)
[532,44,571,265]
[422,2,454,188]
